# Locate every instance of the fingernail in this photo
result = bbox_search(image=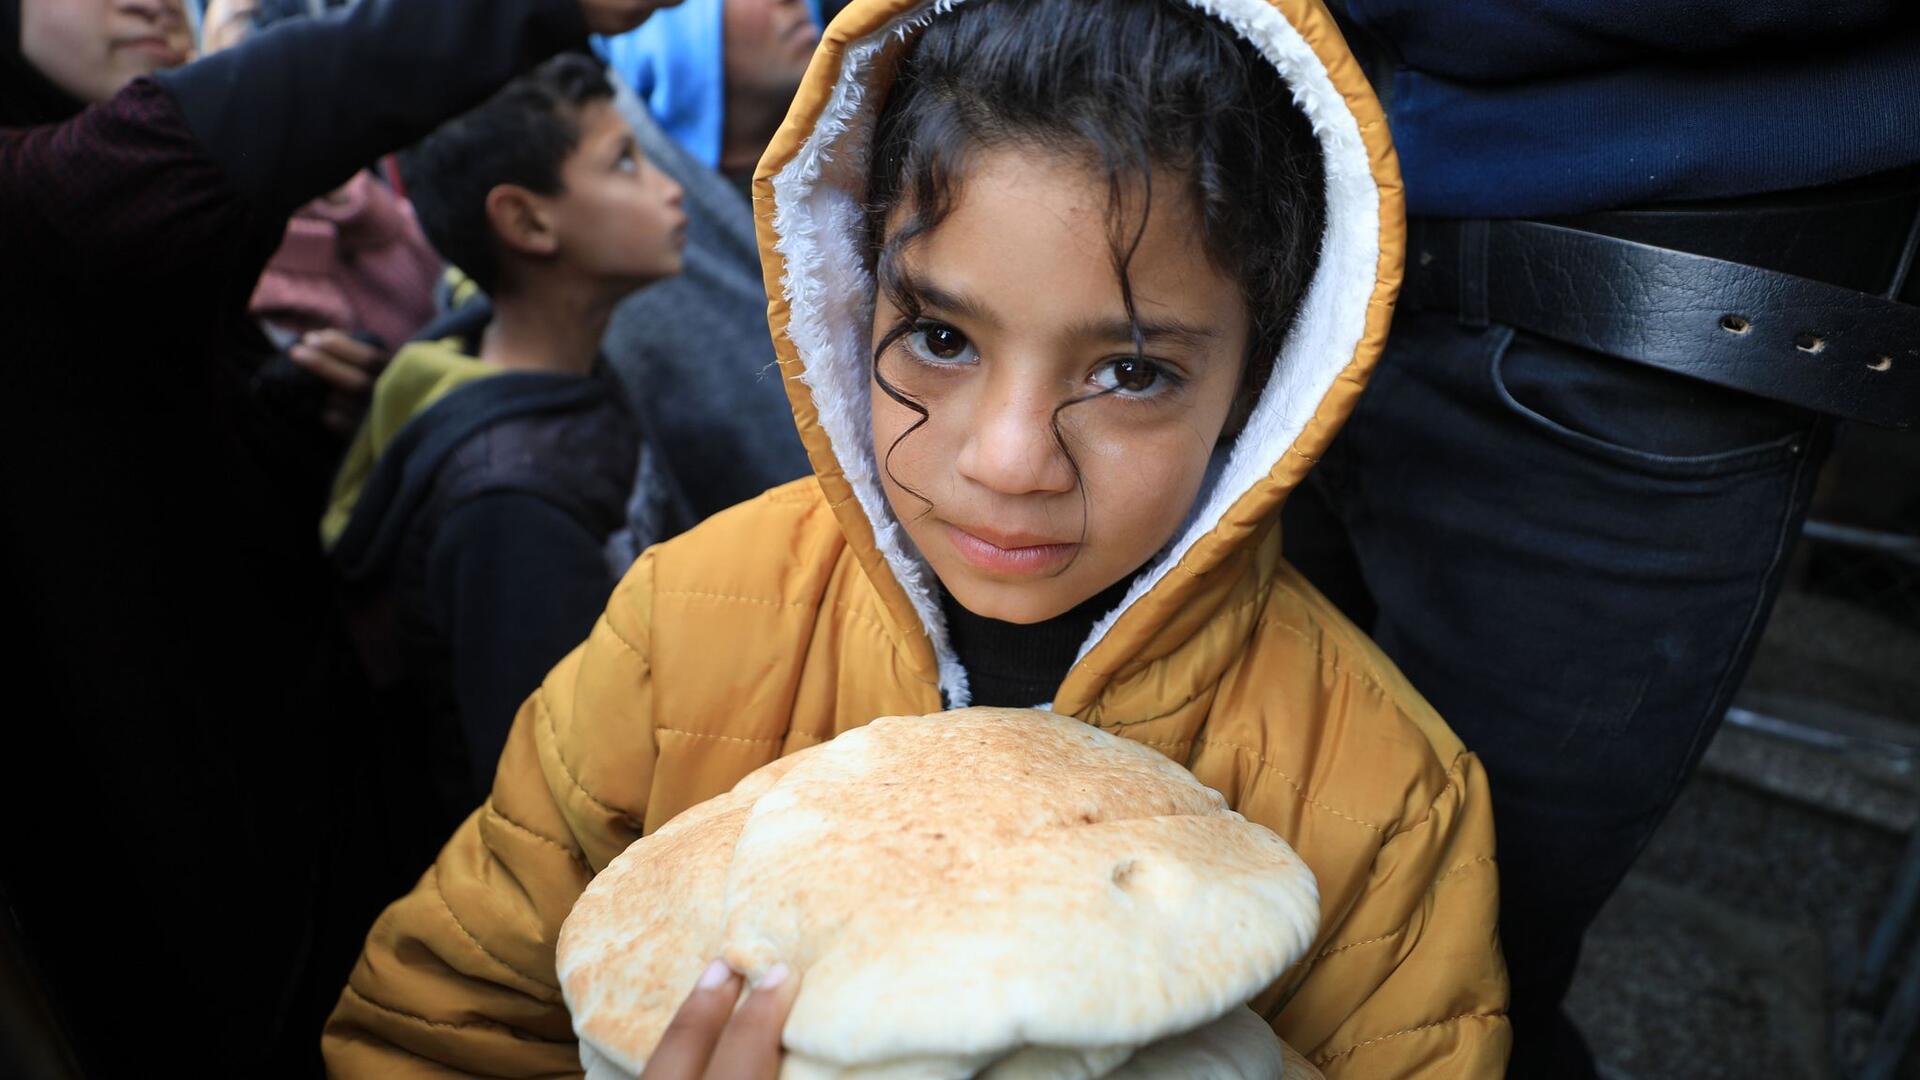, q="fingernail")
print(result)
[696,958,732,990]
[757,963,790,990]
